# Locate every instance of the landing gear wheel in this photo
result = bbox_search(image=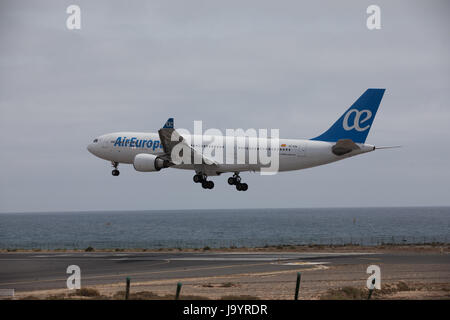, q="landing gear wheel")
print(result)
[229,173,241,186]
[111,162,120,176]
[235,182,248,191]
[193,174,202,183]
[202,180,214,189]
